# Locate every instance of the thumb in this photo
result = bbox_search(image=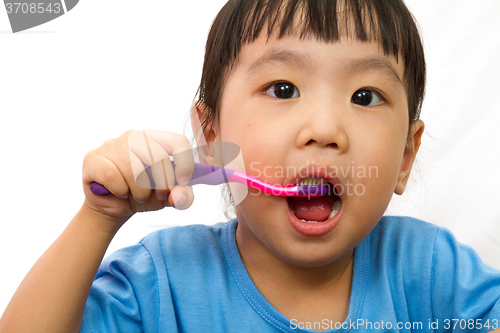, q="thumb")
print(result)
[168,185,194,211]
